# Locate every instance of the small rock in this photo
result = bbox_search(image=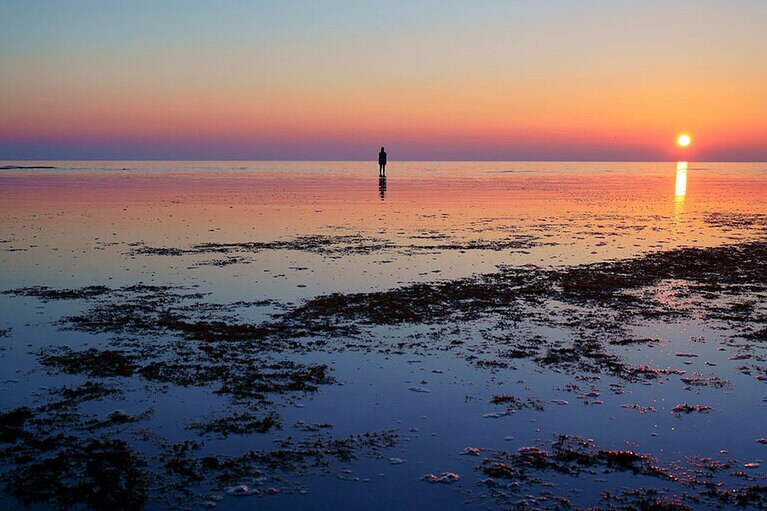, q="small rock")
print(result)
[421,472,460,484]
[224,485,259,496]
[107,409,130,422]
